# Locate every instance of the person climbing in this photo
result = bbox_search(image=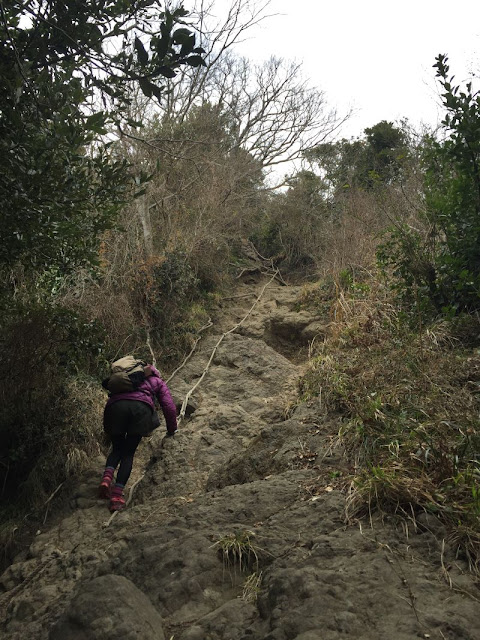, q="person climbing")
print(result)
[99,362,178,512]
